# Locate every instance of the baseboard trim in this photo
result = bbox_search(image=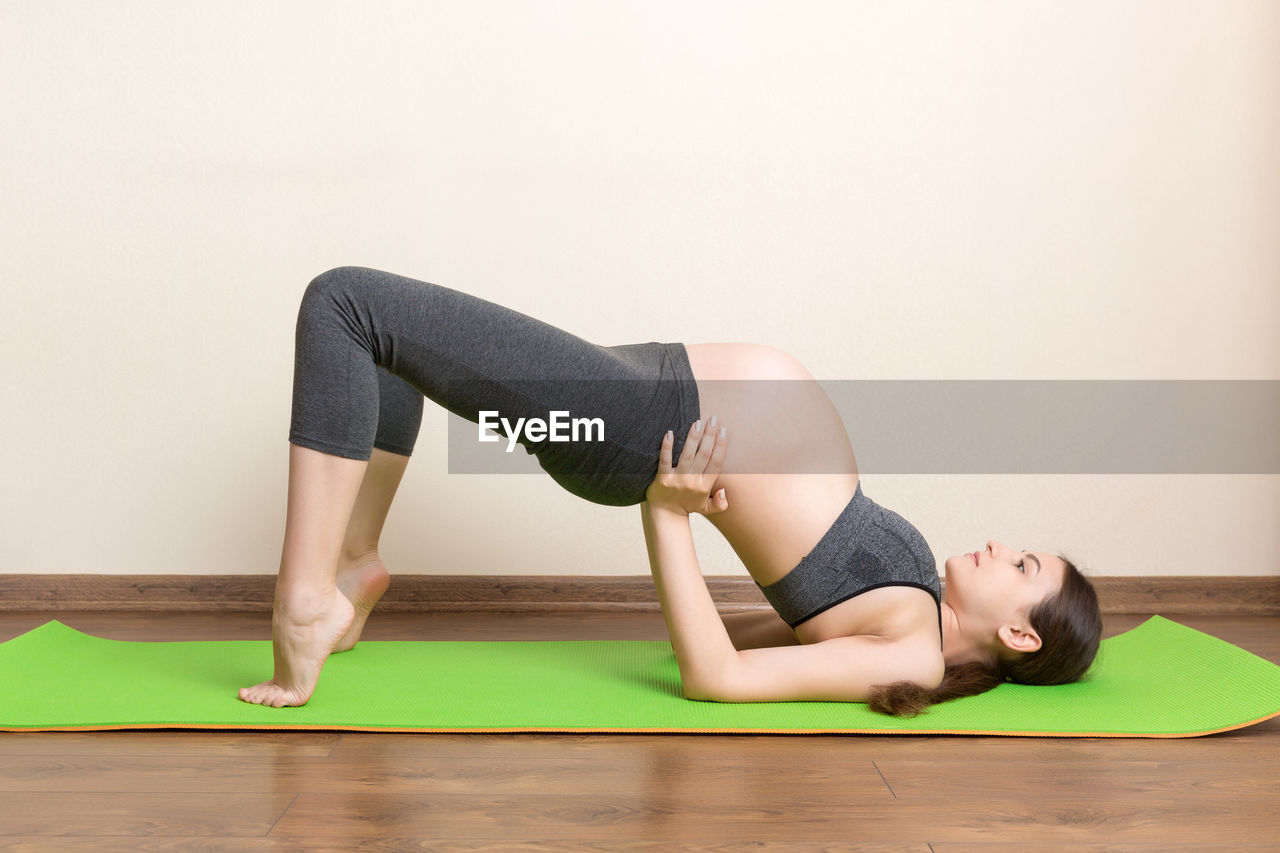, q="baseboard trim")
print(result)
[1,574,1278,616]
